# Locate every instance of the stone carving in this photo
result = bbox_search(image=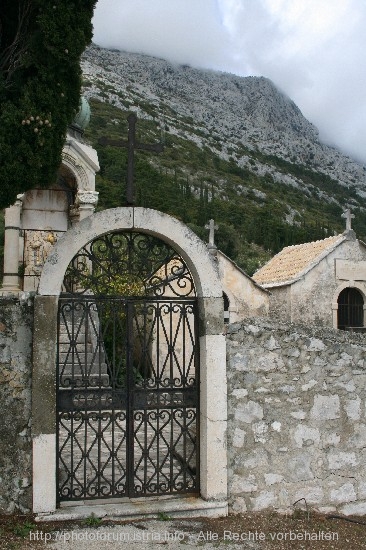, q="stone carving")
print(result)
[61,151,89,190]
[76,191,99,205]
[24,230,59,289]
